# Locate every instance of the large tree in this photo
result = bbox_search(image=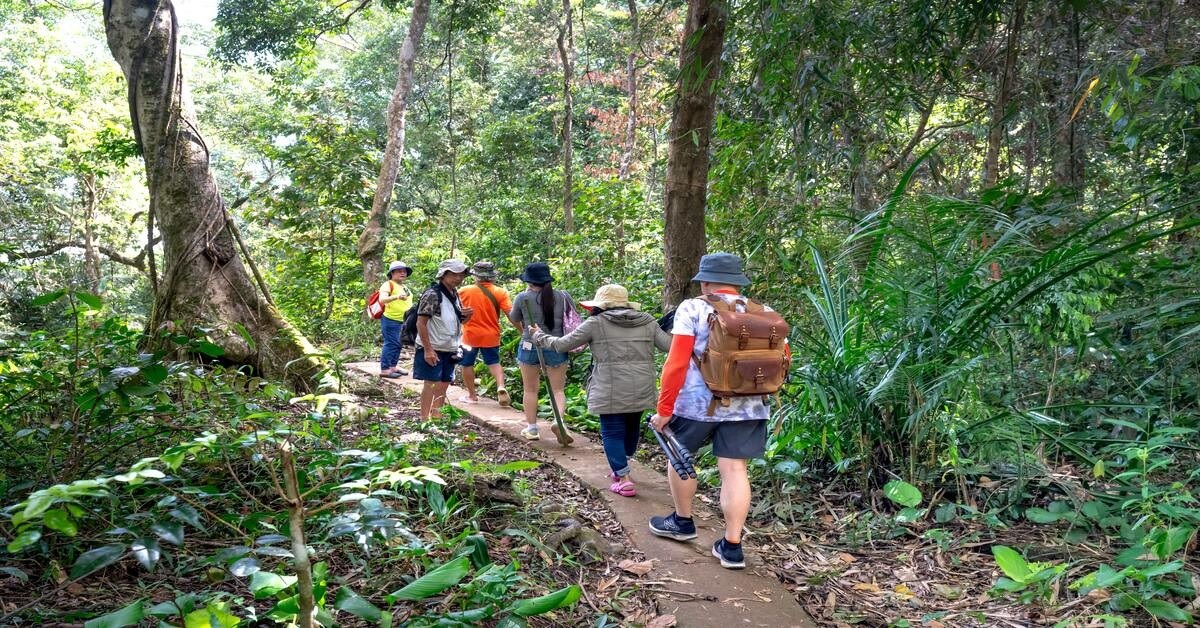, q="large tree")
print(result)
[356,0,432,293]
[103,0,317,381]
[661,0,728,307]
